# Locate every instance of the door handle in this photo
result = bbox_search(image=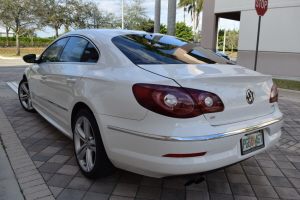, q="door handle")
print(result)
[67,78,77,83]
[41,75,47,80]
